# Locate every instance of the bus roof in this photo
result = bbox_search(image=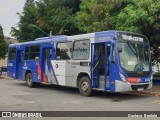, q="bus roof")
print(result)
[9,35,68,47]
[9,30,131,47]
